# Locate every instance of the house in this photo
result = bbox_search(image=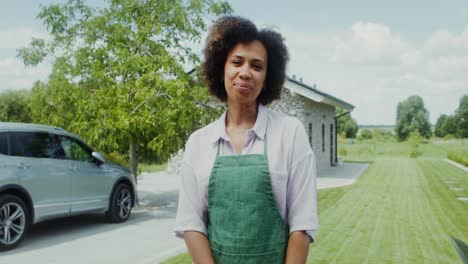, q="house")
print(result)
[269,77,354,171]
[166,75,354,175]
